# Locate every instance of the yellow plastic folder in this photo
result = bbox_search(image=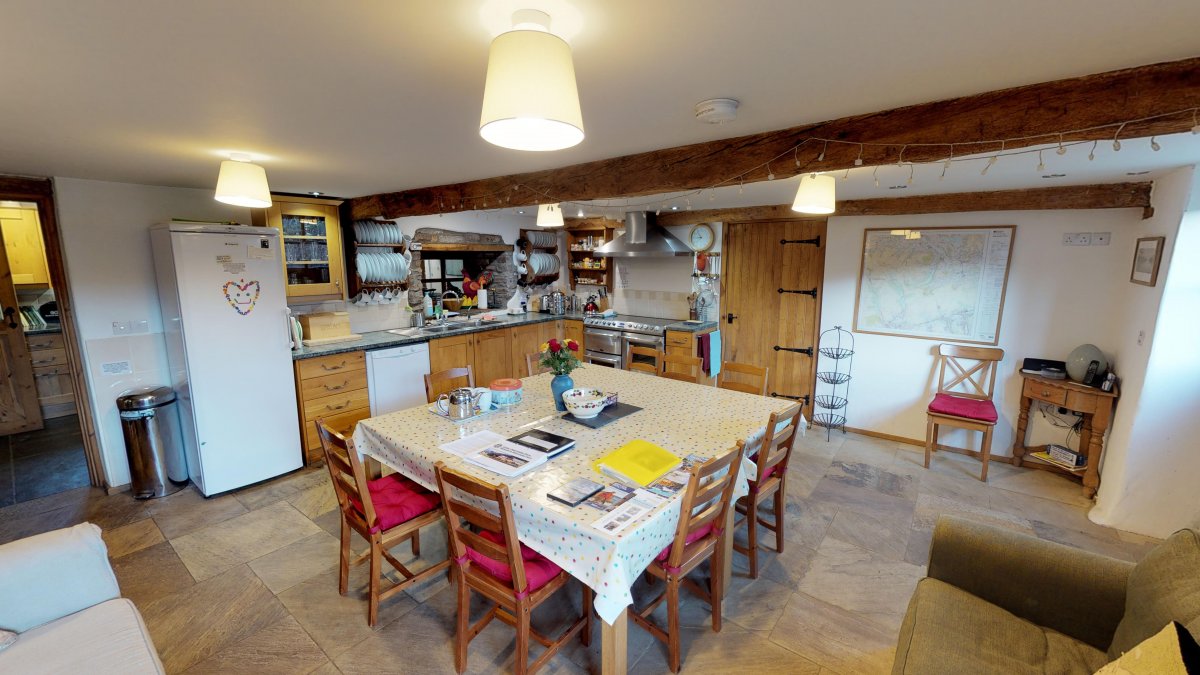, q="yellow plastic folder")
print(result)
[594,439,682,487]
